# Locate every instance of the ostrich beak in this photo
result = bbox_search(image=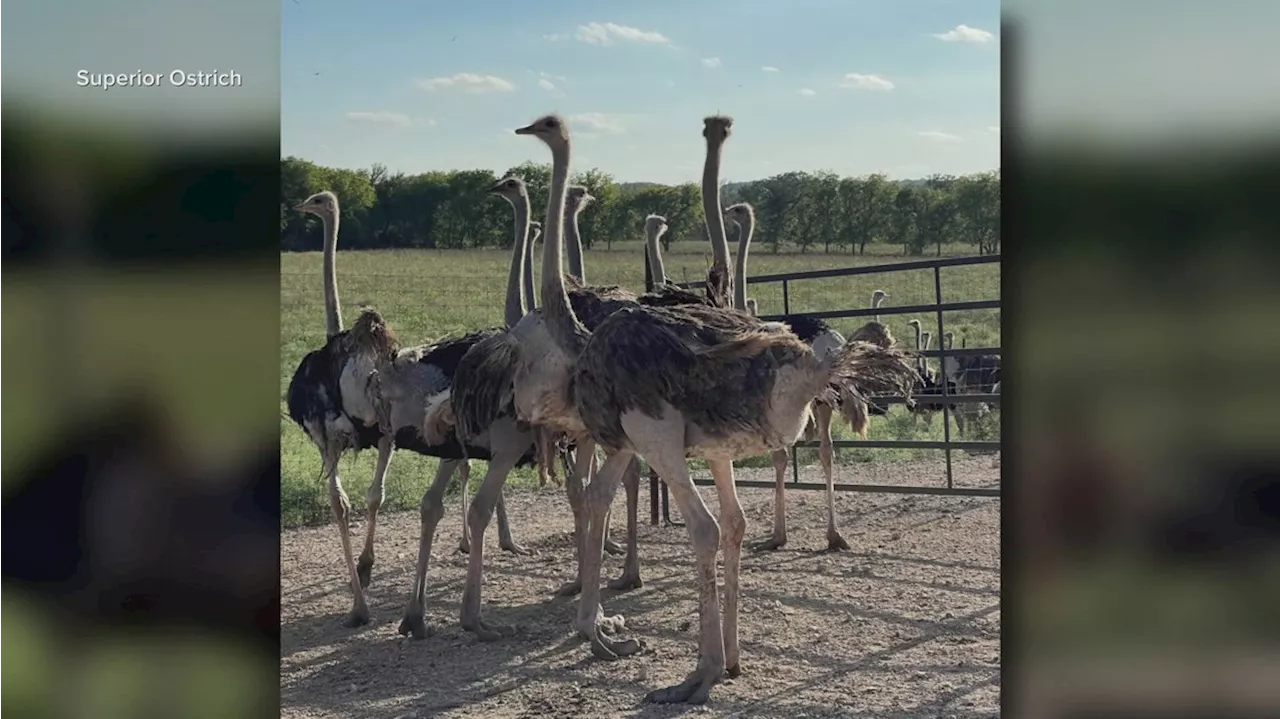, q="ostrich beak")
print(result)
[293,202,307,211]
[514,122,537,135]
[486,183,504,194]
